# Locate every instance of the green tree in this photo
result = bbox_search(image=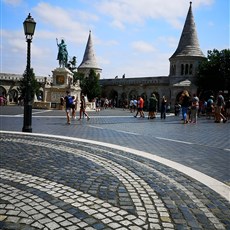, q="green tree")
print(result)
[73,71,84,86]
[18,68,40,100]
[196,49,230,97]
[74,69,101,101]
[83,69,101,101]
